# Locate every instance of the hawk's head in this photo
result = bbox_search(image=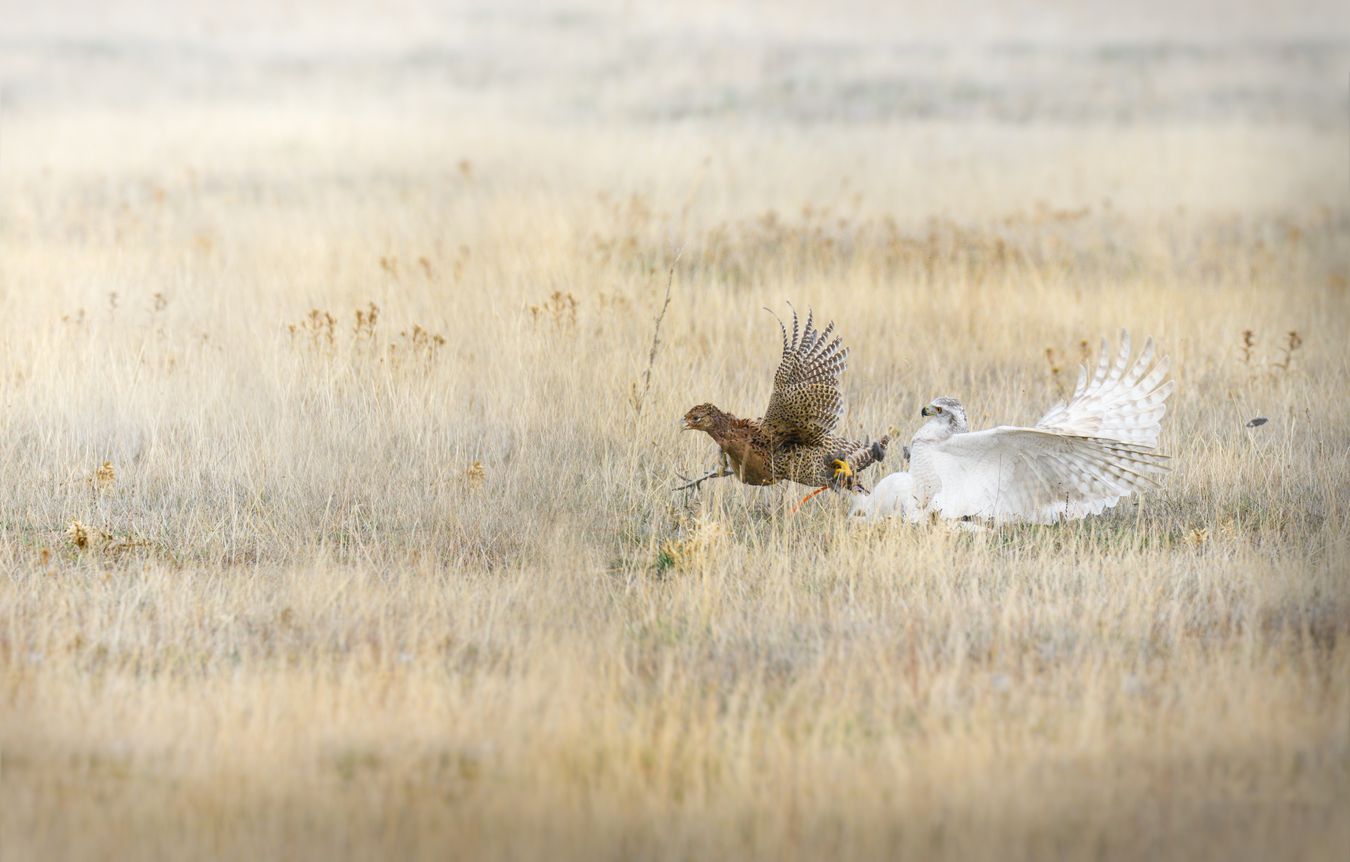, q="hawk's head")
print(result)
[919,396,969,440]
